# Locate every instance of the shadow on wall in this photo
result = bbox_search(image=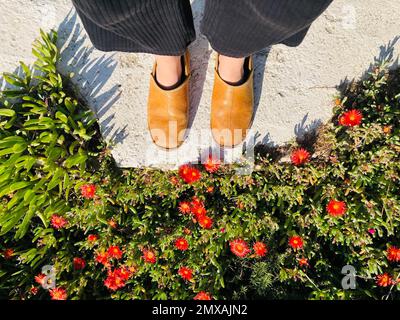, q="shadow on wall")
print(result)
[338,36,400,99]
[56,10,128,146]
